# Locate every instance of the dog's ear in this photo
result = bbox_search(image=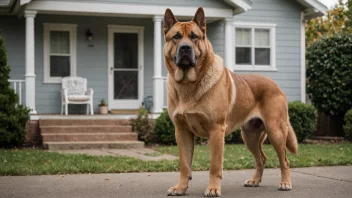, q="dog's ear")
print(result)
[164,8,178,34]
[192,7,206,33]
